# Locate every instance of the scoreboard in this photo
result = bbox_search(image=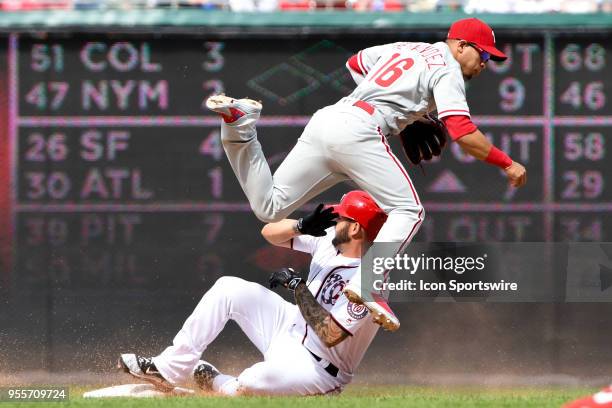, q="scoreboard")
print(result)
[1,31,611,292]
